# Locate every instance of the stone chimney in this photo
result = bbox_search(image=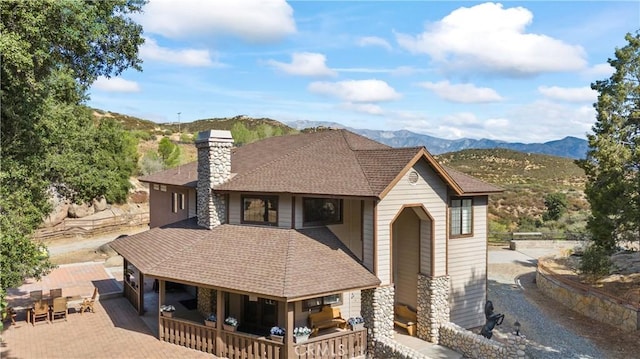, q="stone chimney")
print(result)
[195,130,233,229]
